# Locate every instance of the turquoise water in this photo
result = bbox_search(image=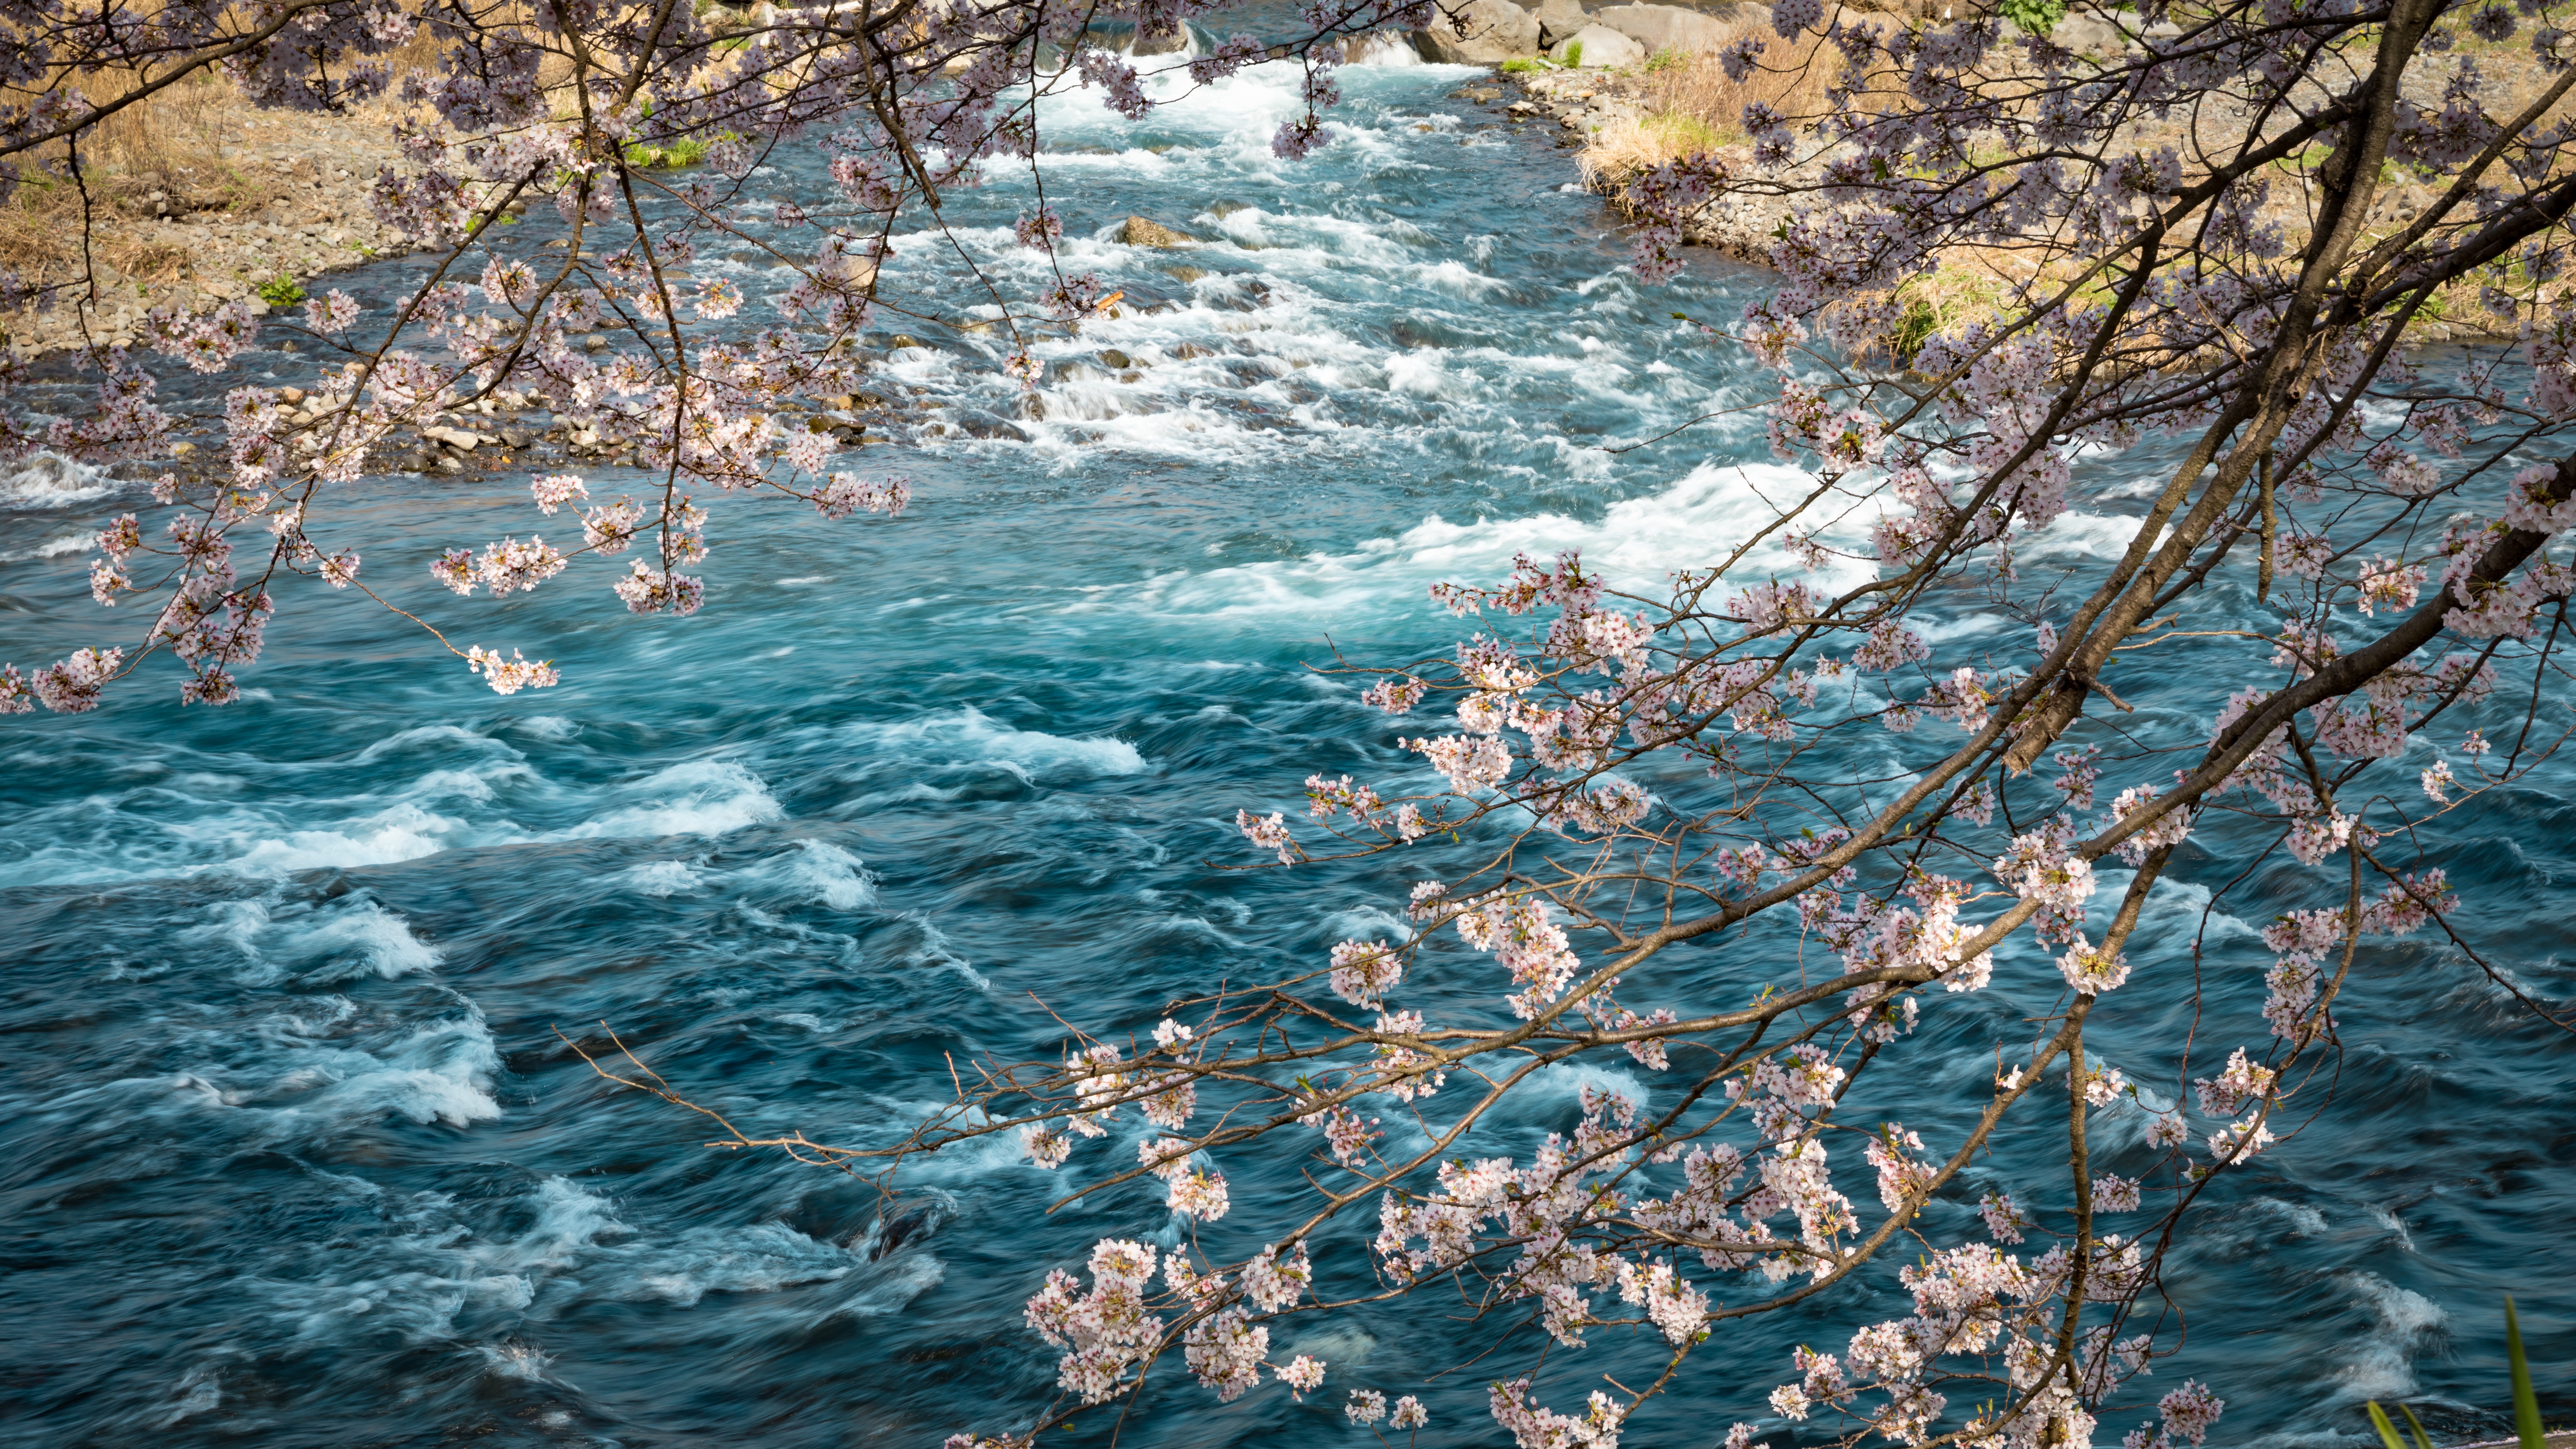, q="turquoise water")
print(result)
[0,50,2569,1449]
